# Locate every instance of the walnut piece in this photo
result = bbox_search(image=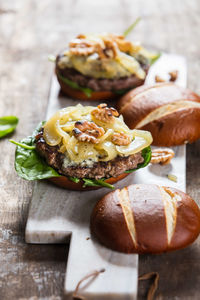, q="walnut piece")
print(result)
[73,121,105,144]
[155,75,166,83]
[169,70,178,82]
[91,104,119,123]
[112,132,131,146]
[69,38,99,56]
[68,34,135,58]
[151,148,175,165]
